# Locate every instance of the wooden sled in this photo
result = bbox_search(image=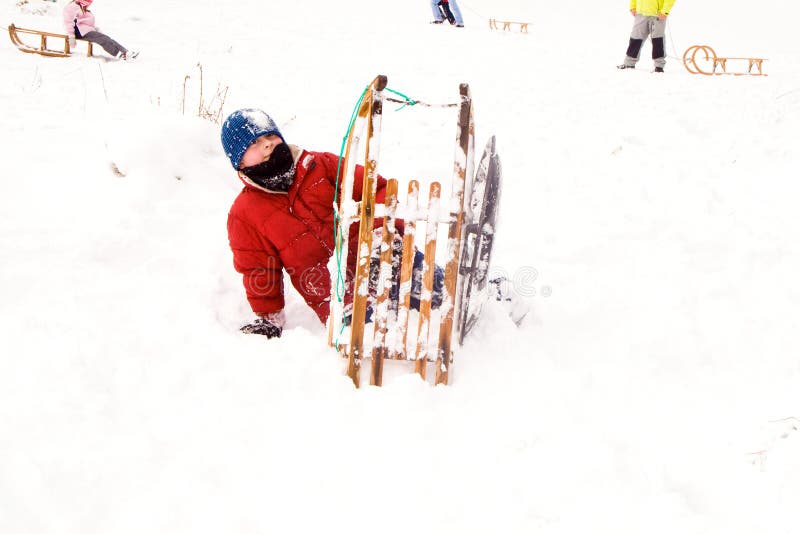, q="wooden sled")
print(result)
[329,75,477,387]
[8,24,93,58]
[683,45,767,76]
[488,18,530,33]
